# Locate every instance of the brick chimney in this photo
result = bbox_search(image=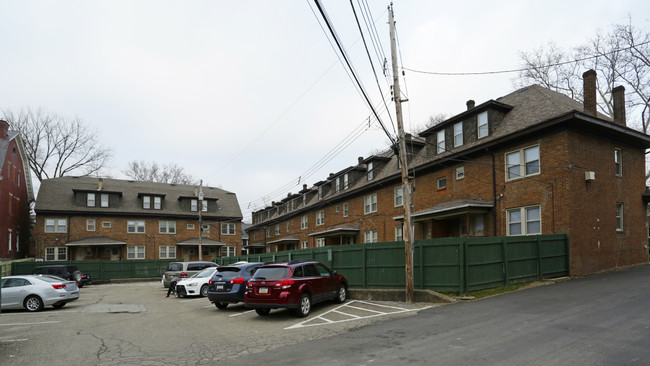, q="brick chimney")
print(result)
[612,85,626,126]
[466,100,475,110]
[0,120,9,139]
[358,156,364,165]
[583,70,597,116]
